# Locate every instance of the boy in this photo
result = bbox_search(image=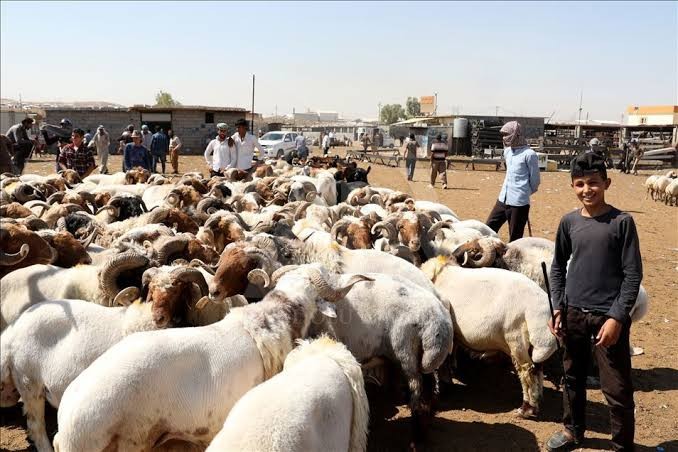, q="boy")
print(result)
[546,153,642,452]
